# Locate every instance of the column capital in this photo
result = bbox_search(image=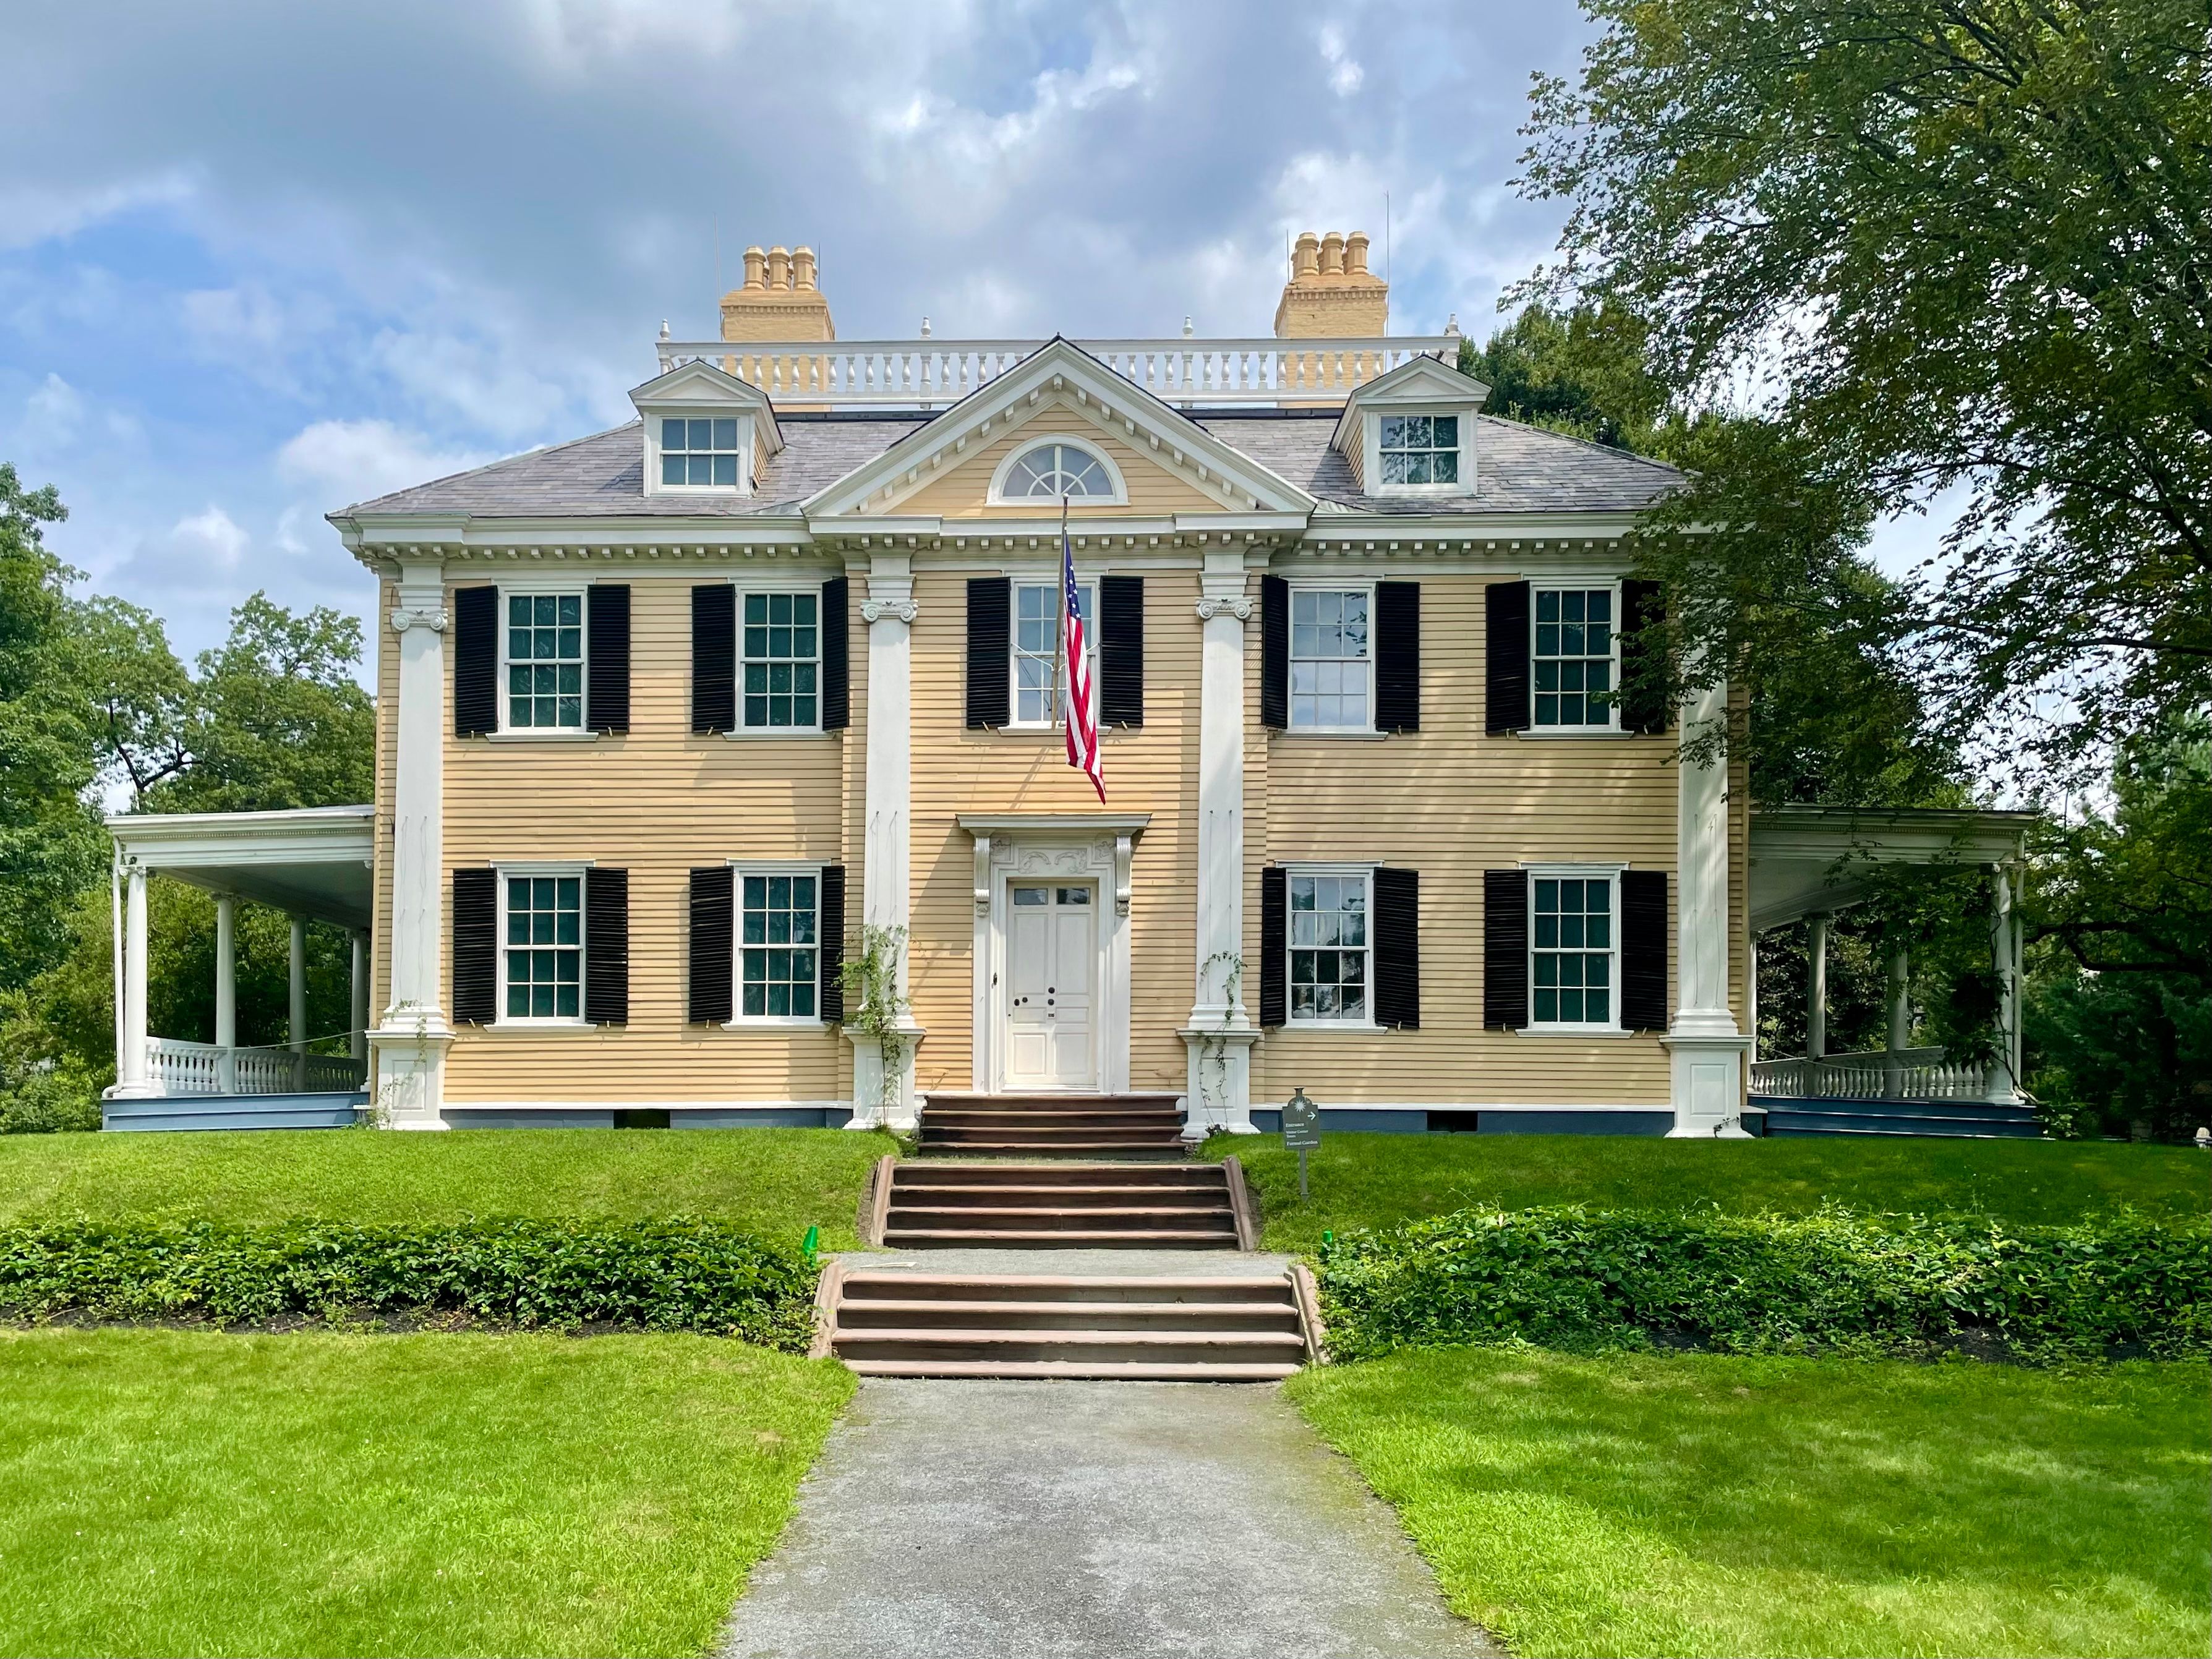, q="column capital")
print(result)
[390,605,448,634]
[860,597,918,623]
[1194,594,1252,623]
